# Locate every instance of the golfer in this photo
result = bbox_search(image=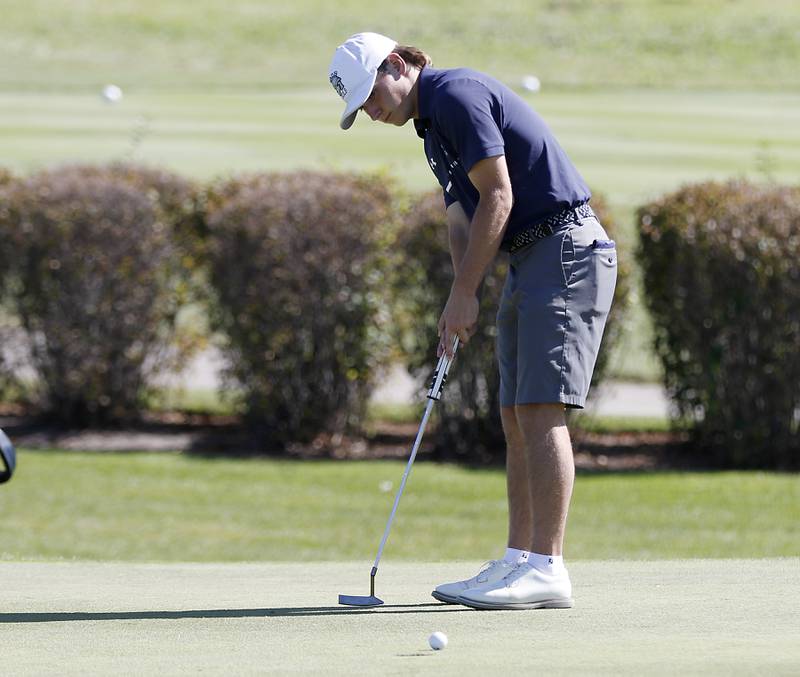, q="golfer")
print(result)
[329,33,617,609]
